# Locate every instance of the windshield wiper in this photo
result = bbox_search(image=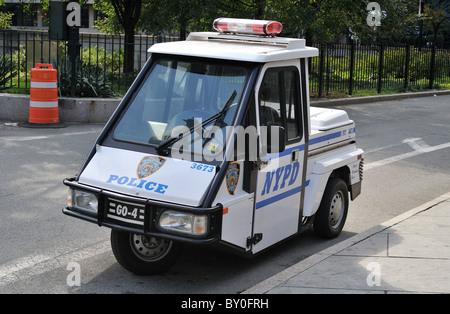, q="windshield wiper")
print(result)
[156,90,237,155]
